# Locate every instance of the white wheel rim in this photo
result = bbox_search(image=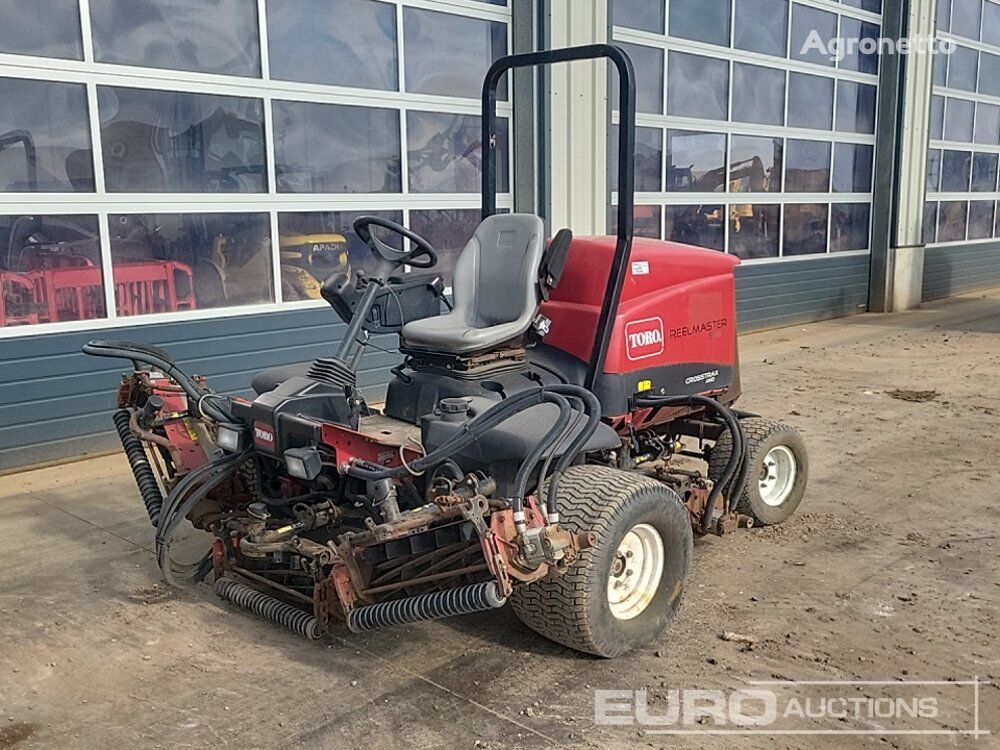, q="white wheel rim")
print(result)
[607,523,664,621]
[759,445,797,507]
